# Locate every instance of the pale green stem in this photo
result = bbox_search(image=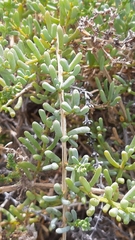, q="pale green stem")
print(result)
[56,29,67,240]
